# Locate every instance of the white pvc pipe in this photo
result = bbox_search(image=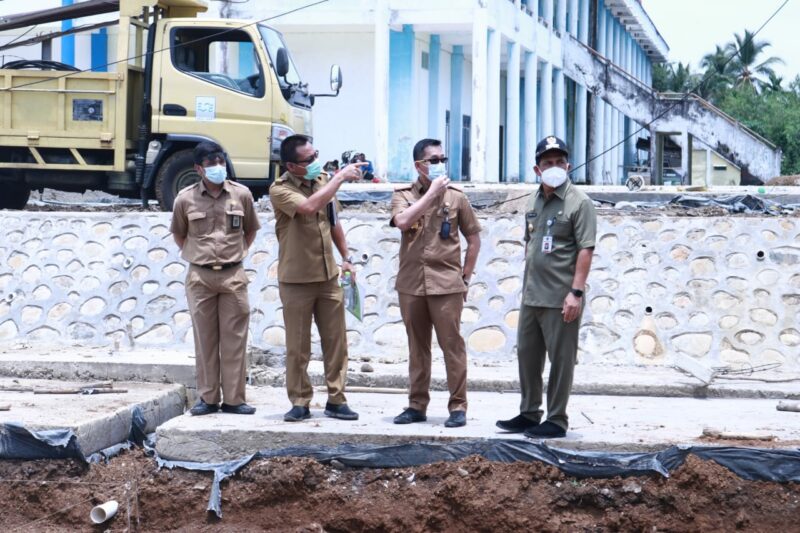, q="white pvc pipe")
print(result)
[90,500,119,524]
